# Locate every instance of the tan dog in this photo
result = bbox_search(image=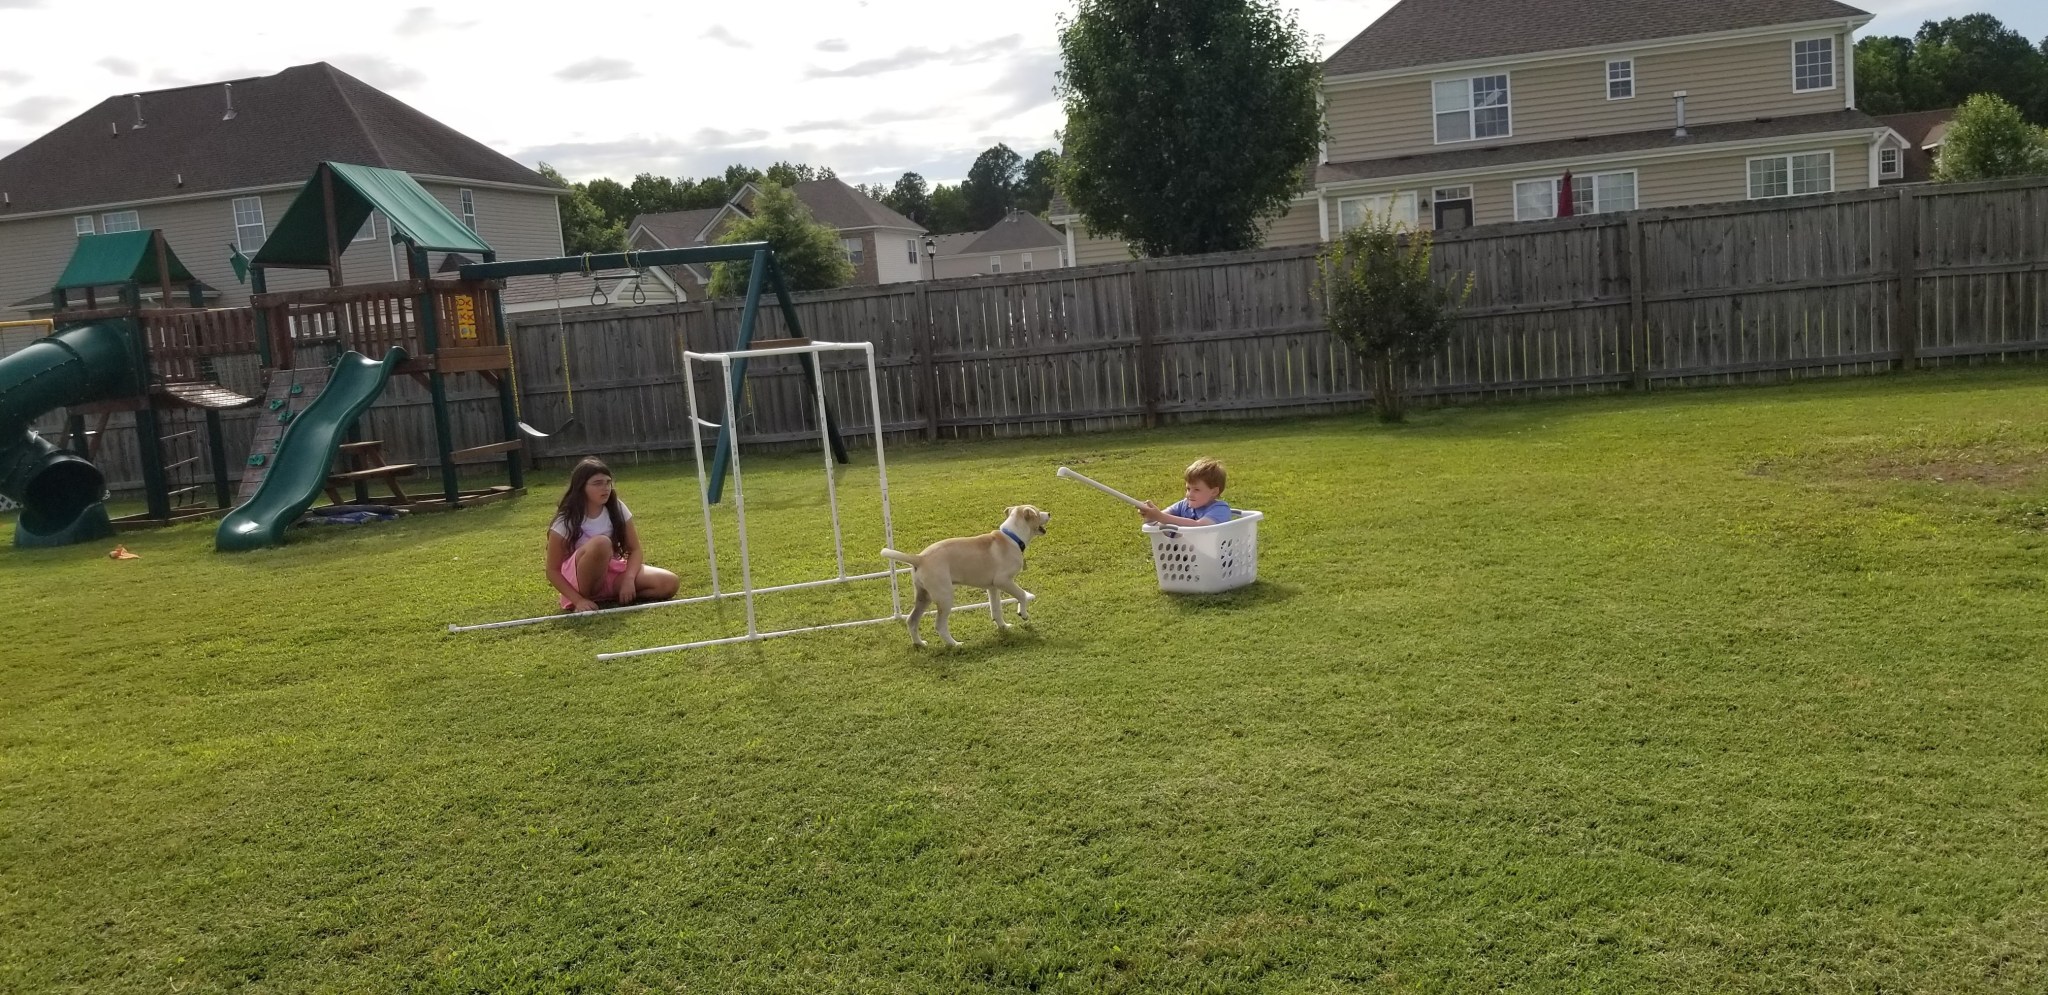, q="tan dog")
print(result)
[879,505,1051,647]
